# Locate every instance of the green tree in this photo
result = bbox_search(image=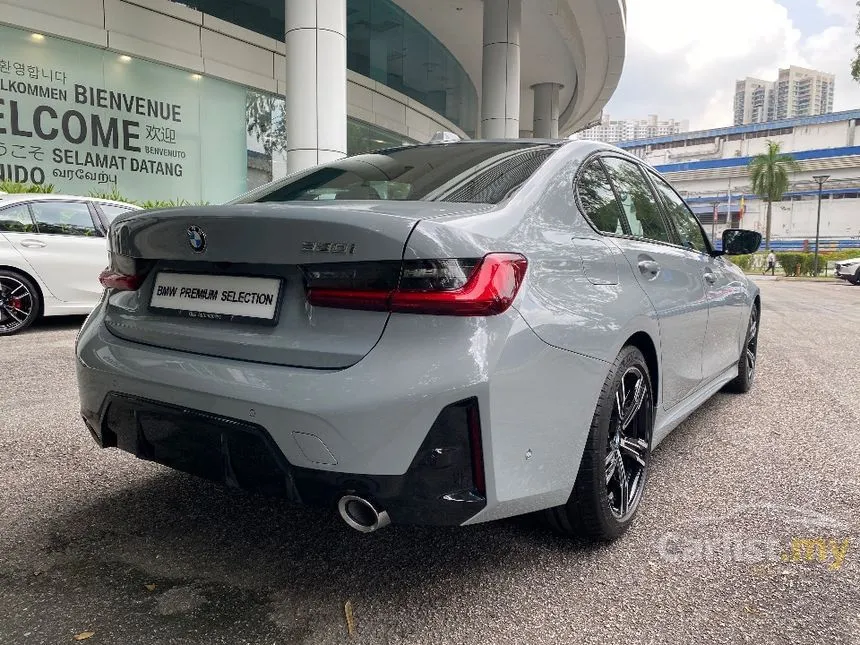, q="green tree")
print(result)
[853,1,860,82]
[748,140,799,250]
[246,92,286,156]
